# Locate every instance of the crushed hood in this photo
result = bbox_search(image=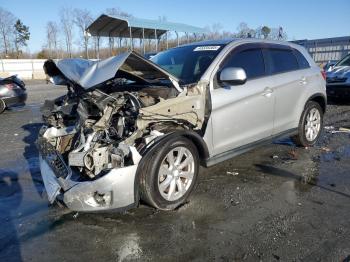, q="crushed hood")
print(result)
[44,51,181,91]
